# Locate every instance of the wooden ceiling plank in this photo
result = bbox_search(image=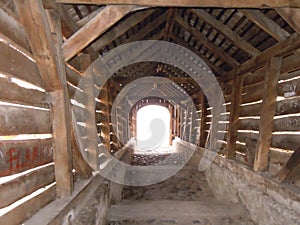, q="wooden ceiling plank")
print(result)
[175,15,240,68]
[276,8,300,35]
[62,5,138,61]
[170,33,225,77]
[240,9,290,41]
[92,8,155,51]
[191,9,261,57]
[55,0,298,8]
